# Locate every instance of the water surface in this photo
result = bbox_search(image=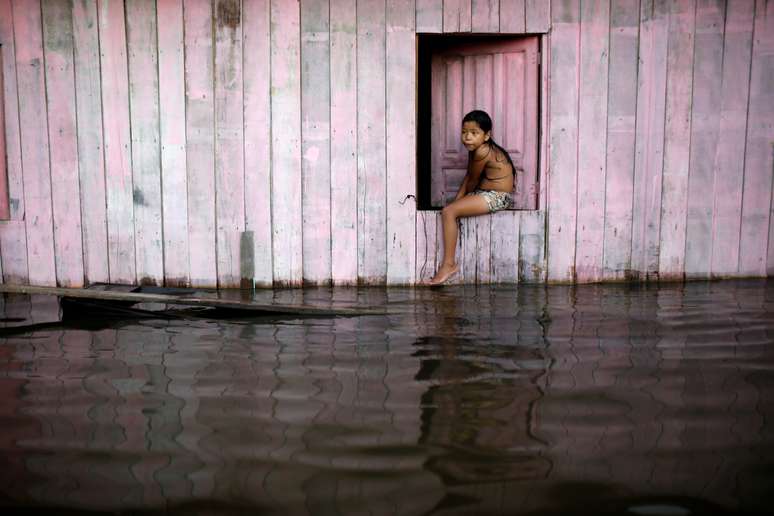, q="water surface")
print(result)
[0,281,772,515]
